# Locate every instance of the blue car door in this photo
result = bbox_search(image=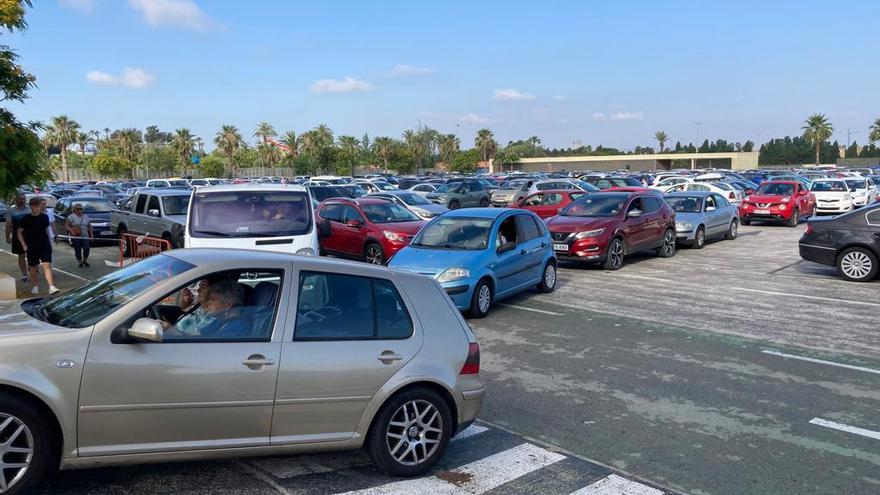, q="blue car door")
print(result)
[514,214,547,287]
[492,214,527,296]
